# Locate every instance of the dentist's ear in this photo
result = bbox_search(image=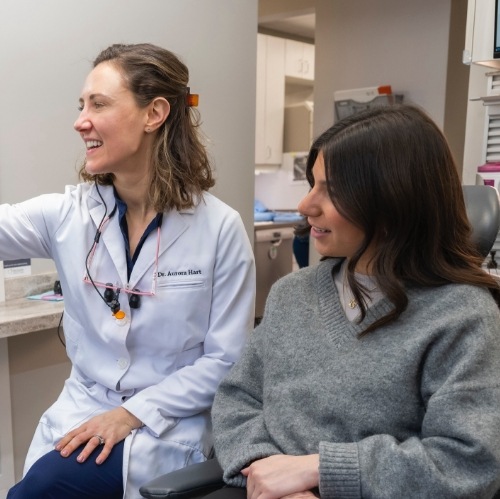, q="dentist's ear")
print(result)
[145,97,170,133]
